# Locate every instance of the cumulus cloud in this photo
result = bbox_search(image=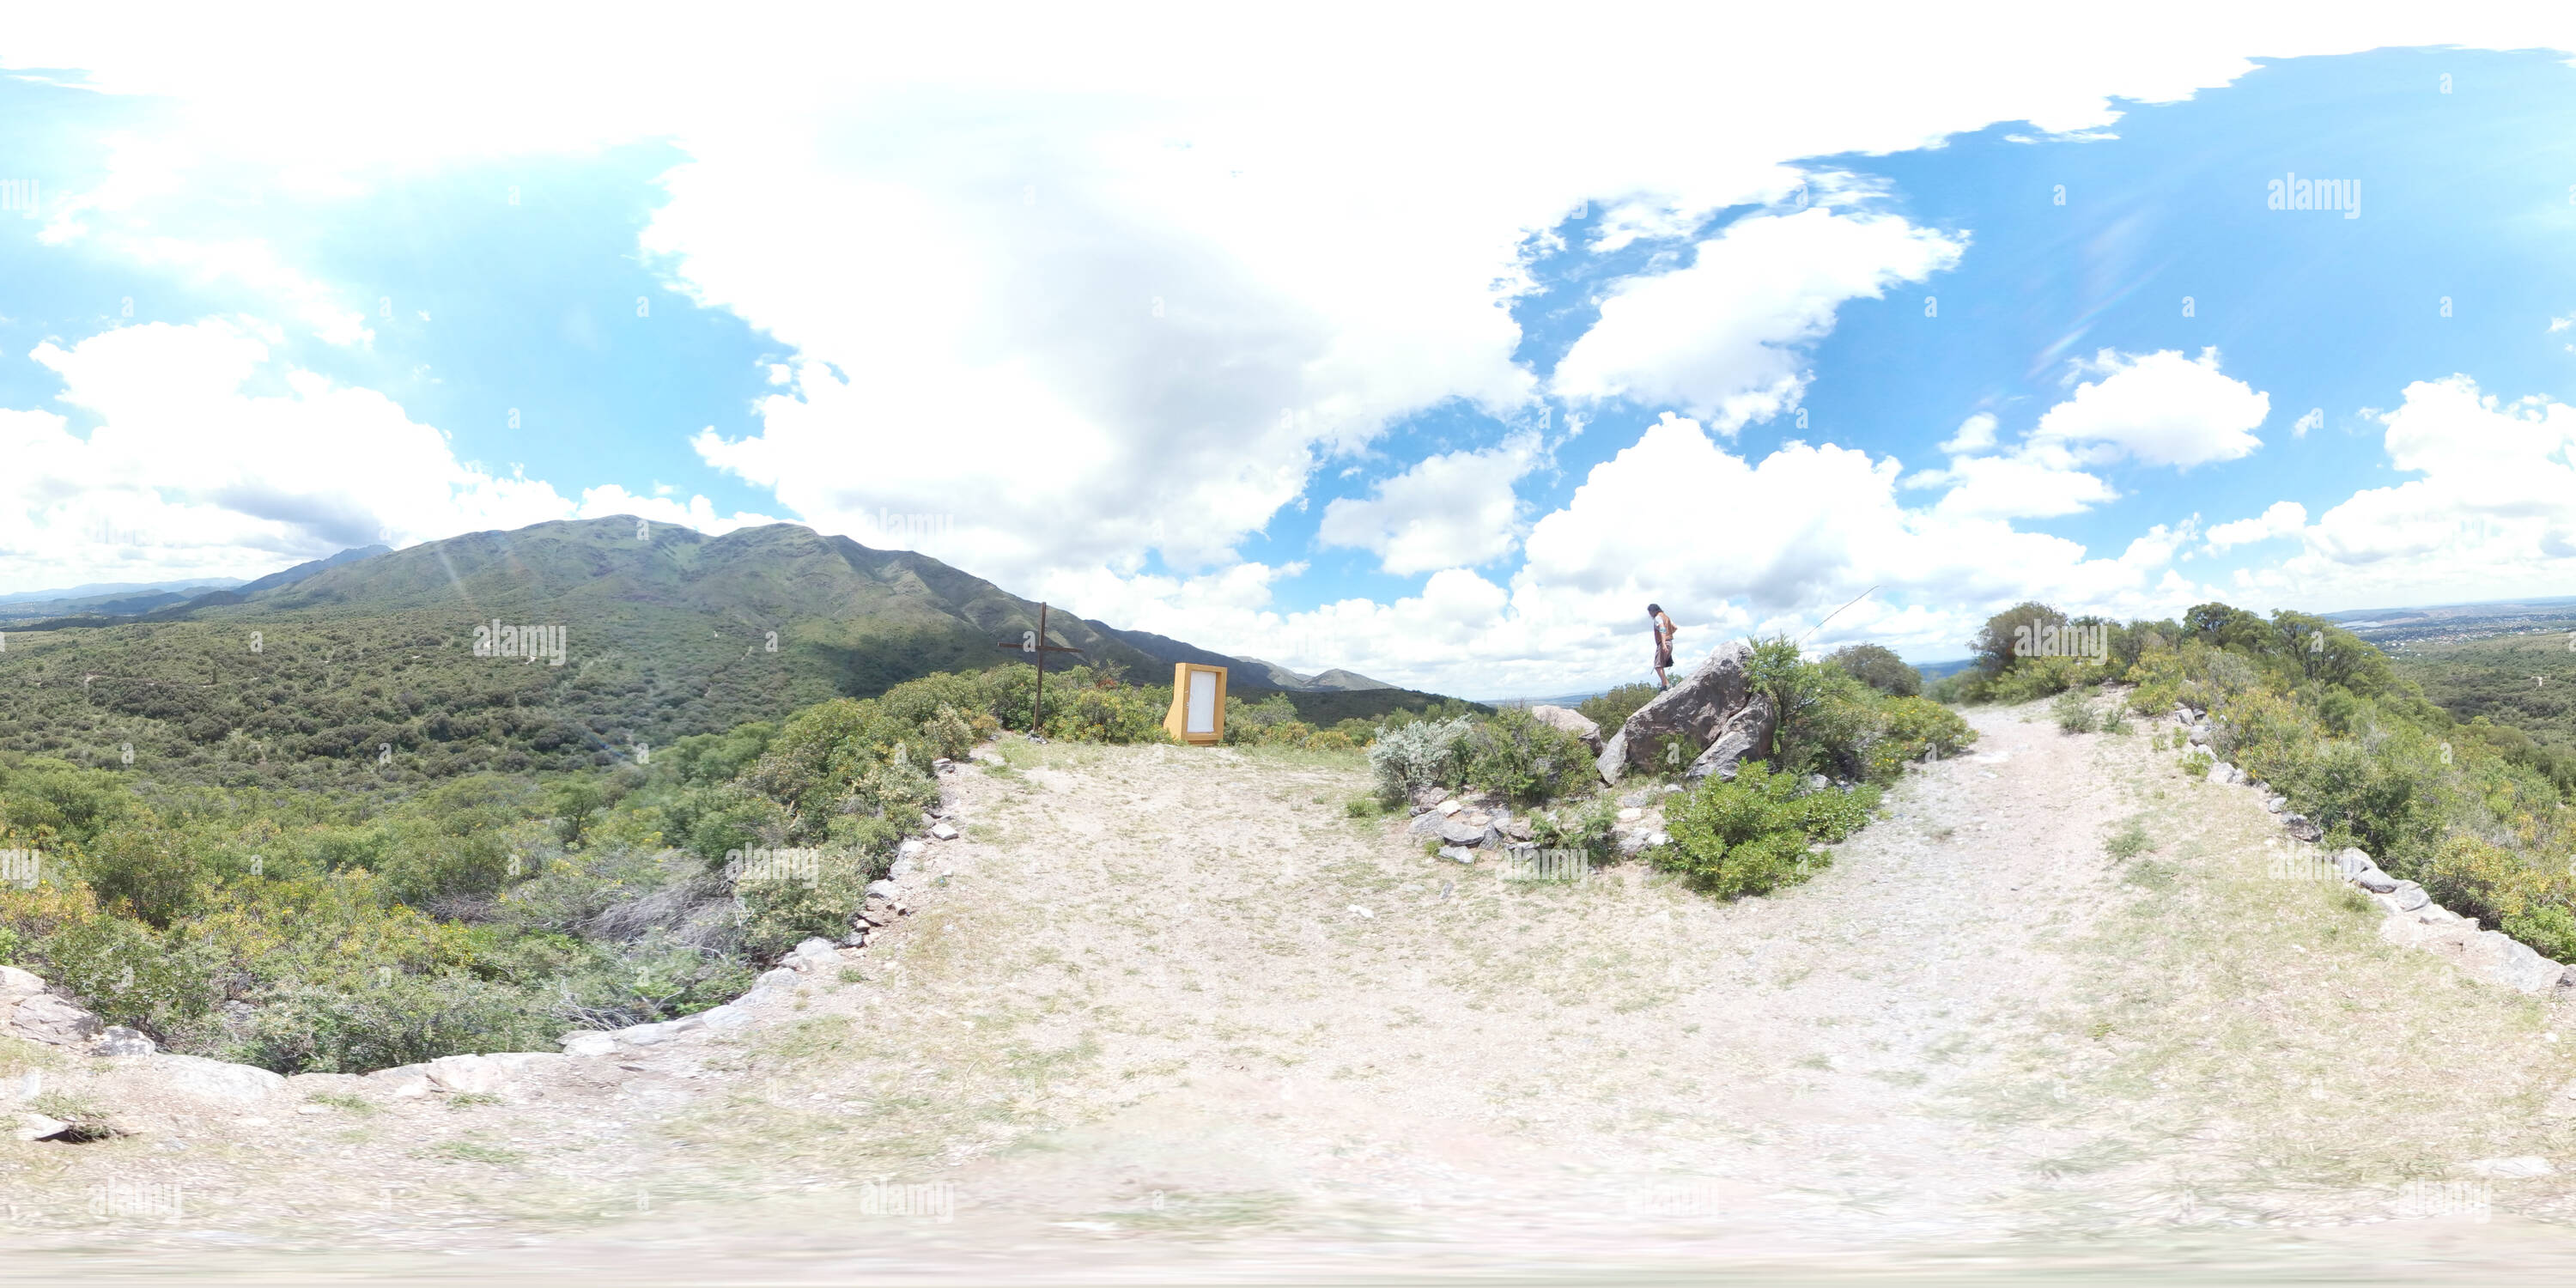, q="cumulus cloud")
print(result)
[2205,500,2306,550]
[1550,209,1965,430]
[1316,433,1539,574]
[1940,412,1999,454]
[0,320,762,589]
[2031,348,2269,467]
